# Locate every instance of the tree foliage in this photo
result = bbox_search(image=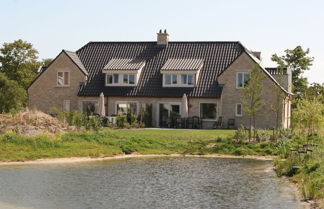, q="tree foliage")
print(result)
[241,65,264,139]
[0,73,27,113]
[292,97,324,135]
[306,82,324,103]
[0,39,41,89]
[271,46,314,99]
